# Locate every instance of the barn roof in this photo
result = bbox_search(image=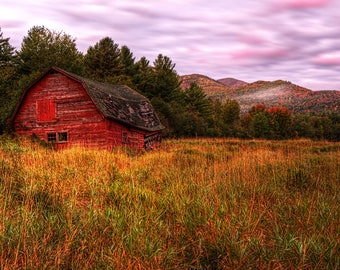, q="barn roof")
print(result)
[13,67,164,132]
